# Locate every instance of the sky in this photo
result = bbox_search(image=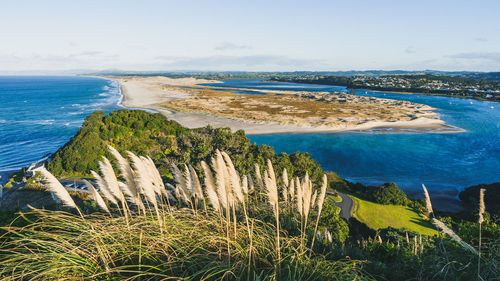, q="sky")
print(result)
[1,0,499,73]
